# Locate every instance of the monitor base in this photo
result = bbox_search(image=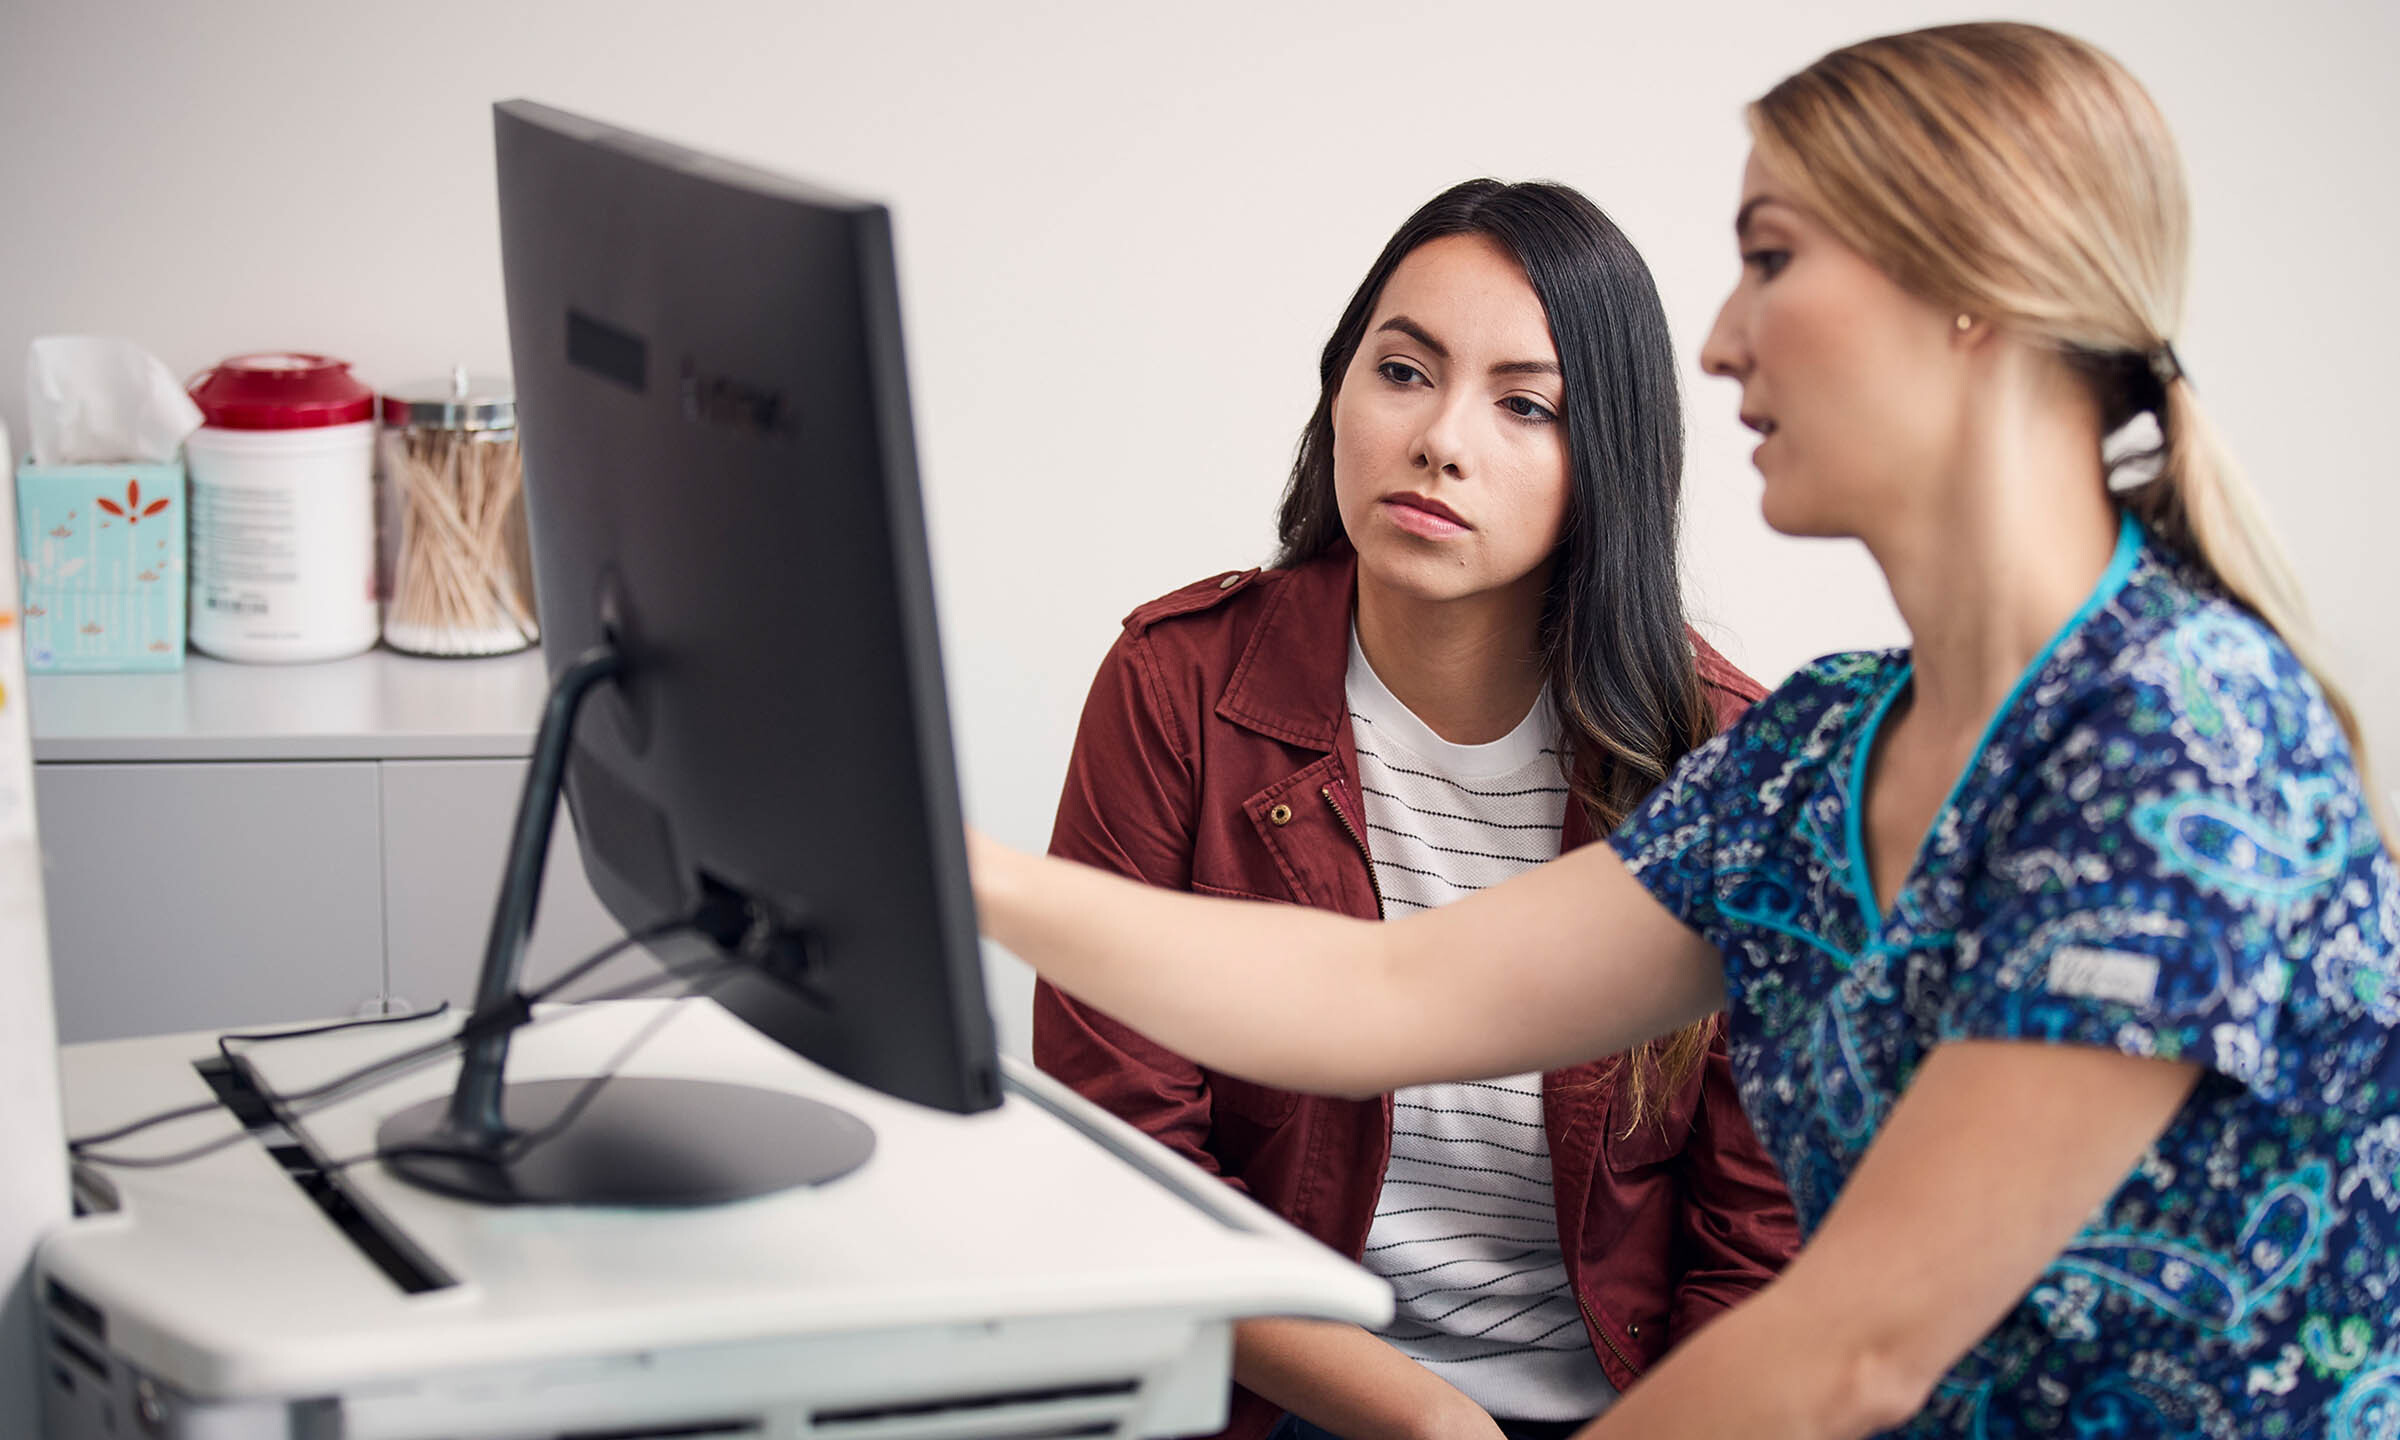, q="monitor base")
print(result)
[378,1076,875,1206]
